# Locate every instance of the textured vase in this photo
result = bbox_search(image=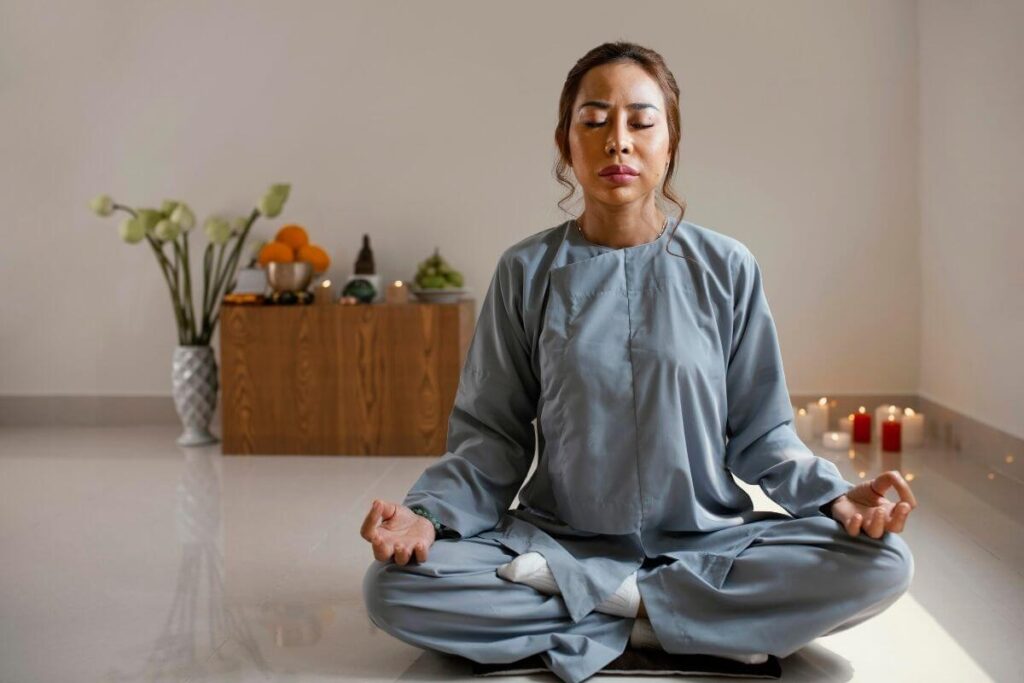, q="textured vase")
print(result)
[172,345,220,447]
